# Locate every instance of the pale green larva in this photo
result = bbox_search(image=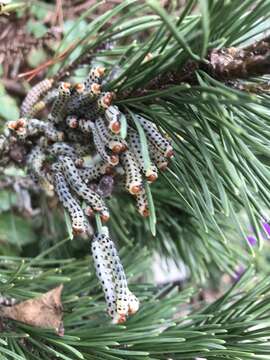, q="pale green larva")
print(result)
[52,163,86,234]
[135,114,173,158]
[48,82,71,123]
[21,78,54,118]
[120,150,143,195]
